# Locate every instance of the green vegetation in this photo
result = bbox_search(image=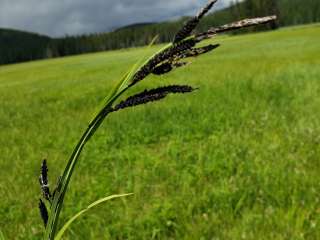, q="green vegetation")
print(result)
[1,0,320,65]
[0,24,320,239]
[0,29,50,65]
